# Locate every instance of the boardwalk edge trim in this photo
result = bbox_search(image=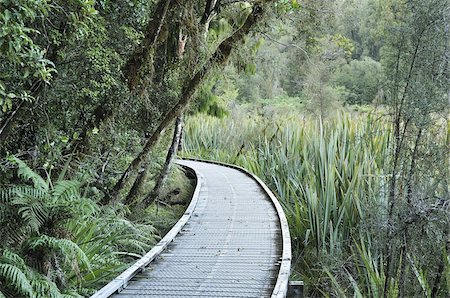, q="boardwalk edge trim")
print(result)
[90,164,203,298]
[182,157,292,298]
